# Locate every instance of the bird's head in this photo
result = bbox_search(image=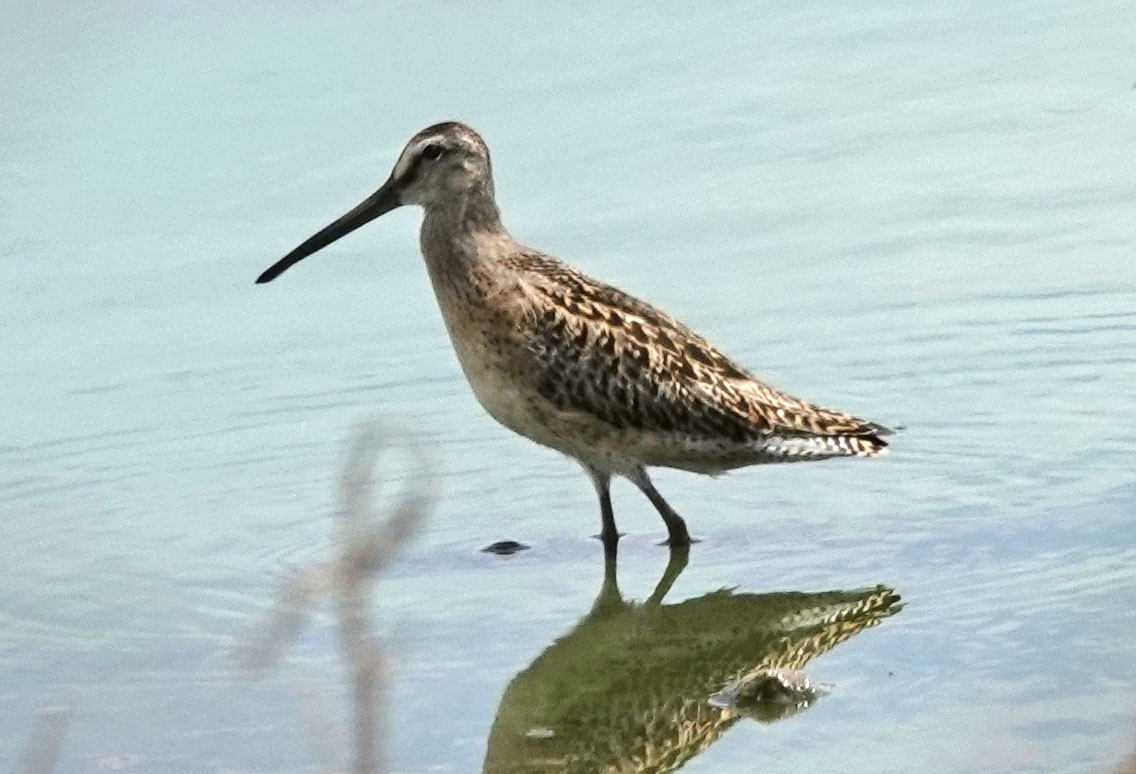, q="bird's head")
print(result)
[256,121,493,284]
